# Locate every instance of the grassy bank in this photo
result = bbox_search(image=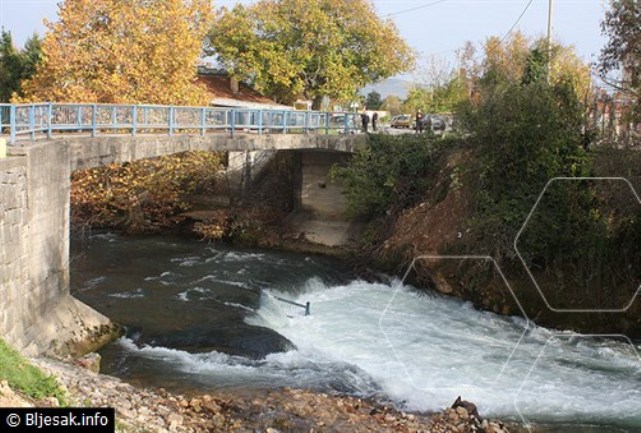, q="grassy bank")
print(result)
[0,339,66,404]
